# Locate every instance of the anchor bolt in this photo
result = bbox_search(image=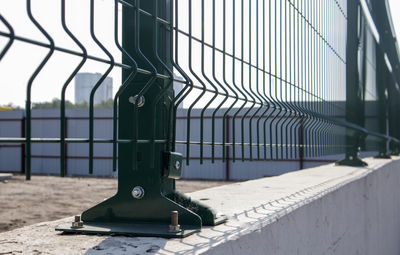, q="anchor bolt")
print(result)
[168,211,181,233]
